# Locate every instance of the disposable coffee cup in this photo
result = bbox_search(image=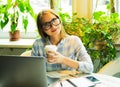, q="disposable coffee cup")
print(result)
[44,45,57,53]
[45,45,57,63]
